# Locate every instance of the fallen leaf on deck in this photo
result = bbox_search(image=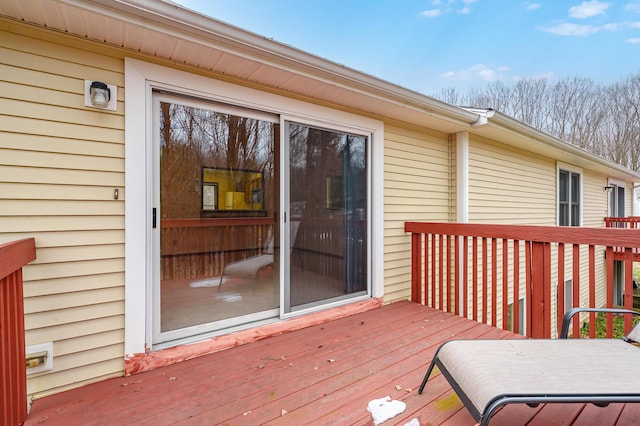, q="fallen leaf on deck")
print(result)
[328,358,335,363]
[281,409,288,416]
[395,385,402,391]
[243,411,251,416]
[37,416,49,424]
[405,388,413,393]
[169,376,177,381]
